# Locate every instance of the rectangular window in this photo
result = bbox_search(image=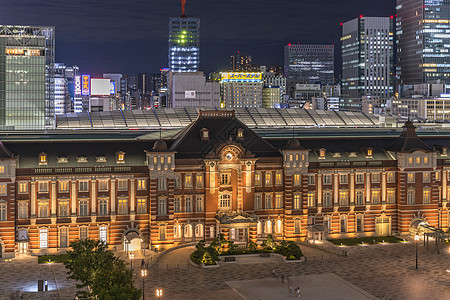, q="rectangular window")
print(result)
[387,189,395,204]
[196,174,204,188]
[265,193,272,209]
[174,175,181,189]
[137,198,146,214]
[356,190,364,205]
[372,190,380,205]
[220,173,230,185]
[323,174,331,185]
[275,193,283,209]
[118,198,128,215]
[80,226,88,240]
[407,173,415,183]
[58,199,69,217]
[79,180,89,192]
[416,157,421,164]
[0,165,4,174]
[255,172,262,186]
[275,172,283,185]
[117,179,128,191]
[339,190,349,206]
[158,197,167,215]
[407,190,415,205]
[60,227,68,248]
[0,202,6,221]
[356,173,364,184]
[79,200,88,216]
[185,196,192,212]
[39,229,48,249]
[219,194,230,209]
[185,174,193,188]
[323,216,330,231]
[0,184,7,196]
[423,190,431,204]
[307,216,315,226]
[265,172,272,186]
[254,193,262,210]
[339,174,348,184]
[307,192,315,207]
[293,174,301,186]
[38,201,49,218]
[435,171,440,181]
[98,180,108,191]
[293,193,301,210]
[308,174,315,185]
[59,181,69,192]
[18,201,28,219]
[323,192,332,207]
[340,218,347,233]
[423,172,430,183]
[18,182,28,194]
[174,196,181,213]
[158,178,167,191]
[371,173,380,183]
[196,195,204,212]
[408,157,413,165]
[99,199,108,215]
[99,226,107,243]
[294,219,301,234]
[137,179,147,190]
[387,171,395,183]
[424,157,429,164]
[356,216,363,232]
[38,181,49,193]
